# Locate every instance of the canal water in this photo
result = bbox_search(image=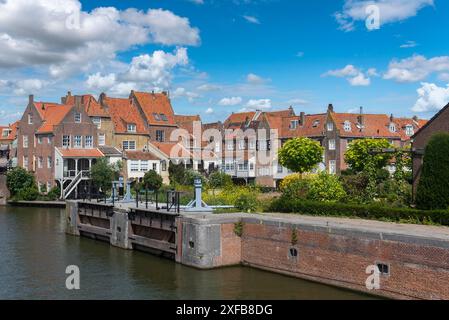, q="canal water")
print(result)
[0,206,372,300]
